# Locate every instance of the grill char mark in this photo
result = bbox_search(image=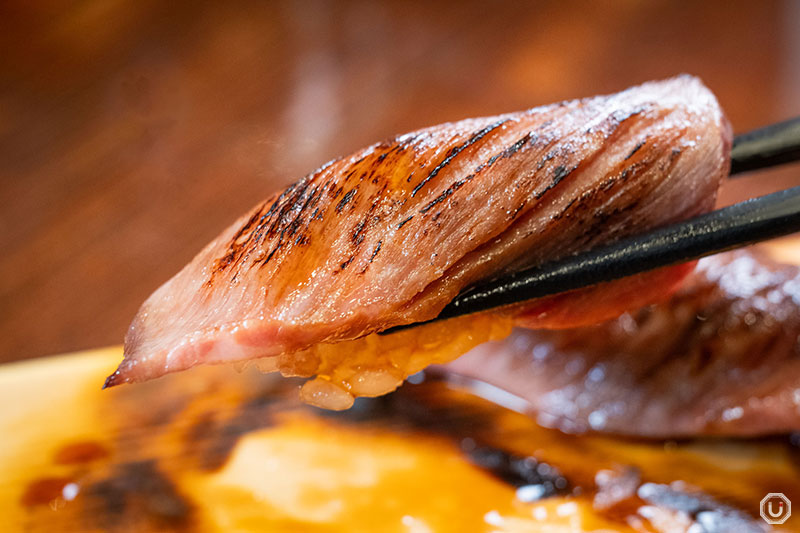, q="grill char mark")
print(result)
[211,141,414,281]
[211,105,647,286]
[528,106,646,209]
[419,133,535,216]
[336,188,358,213]
[397,215,414,229]
[410,119,508,197]
[625,139,646,160]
